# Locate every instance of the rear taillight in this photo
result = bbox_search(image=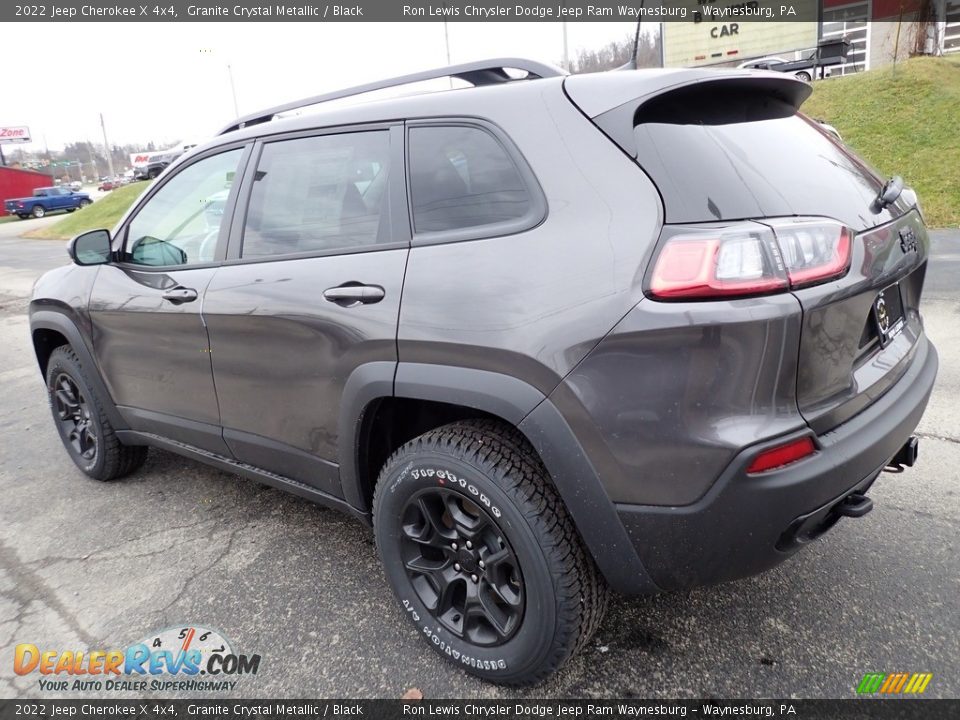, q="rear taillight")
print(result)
[648,218,851,300]
[747,436,817,474]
